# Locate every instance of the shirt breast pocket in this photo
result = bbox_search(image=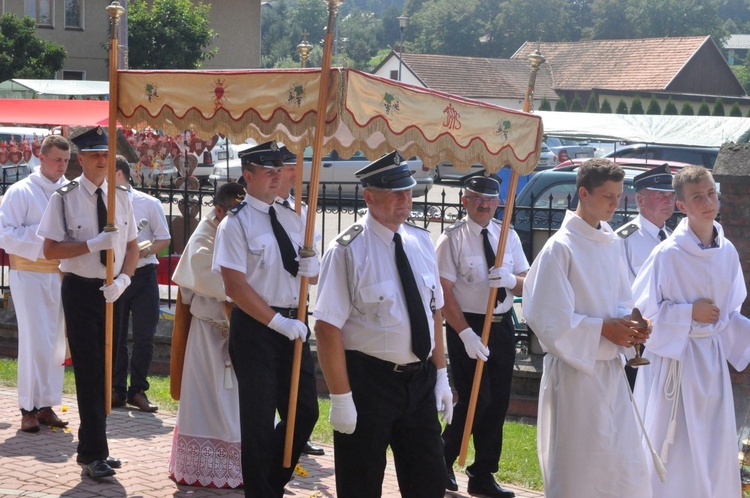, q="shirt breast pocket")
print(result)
[66,222,91,242]
[359,280,401,327]
[247,233,277,269]
[459,255,484,282]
